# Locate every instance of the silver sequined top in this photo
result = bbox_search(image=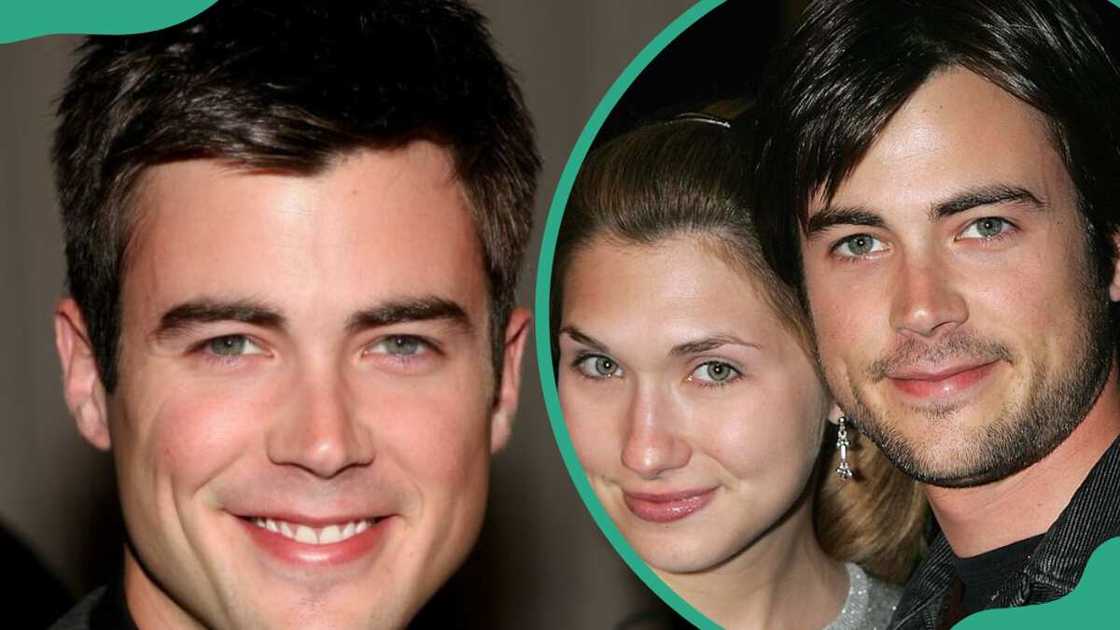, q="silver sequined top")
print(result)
[823,563,902,630]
